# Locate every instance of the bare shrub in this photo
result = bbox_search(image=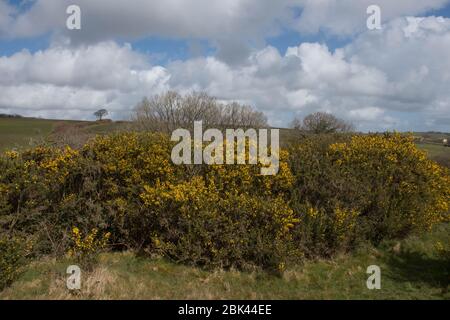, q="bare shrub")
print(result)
[291,112,354,134]
[220,102,268,128]
[133,91,268,133]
